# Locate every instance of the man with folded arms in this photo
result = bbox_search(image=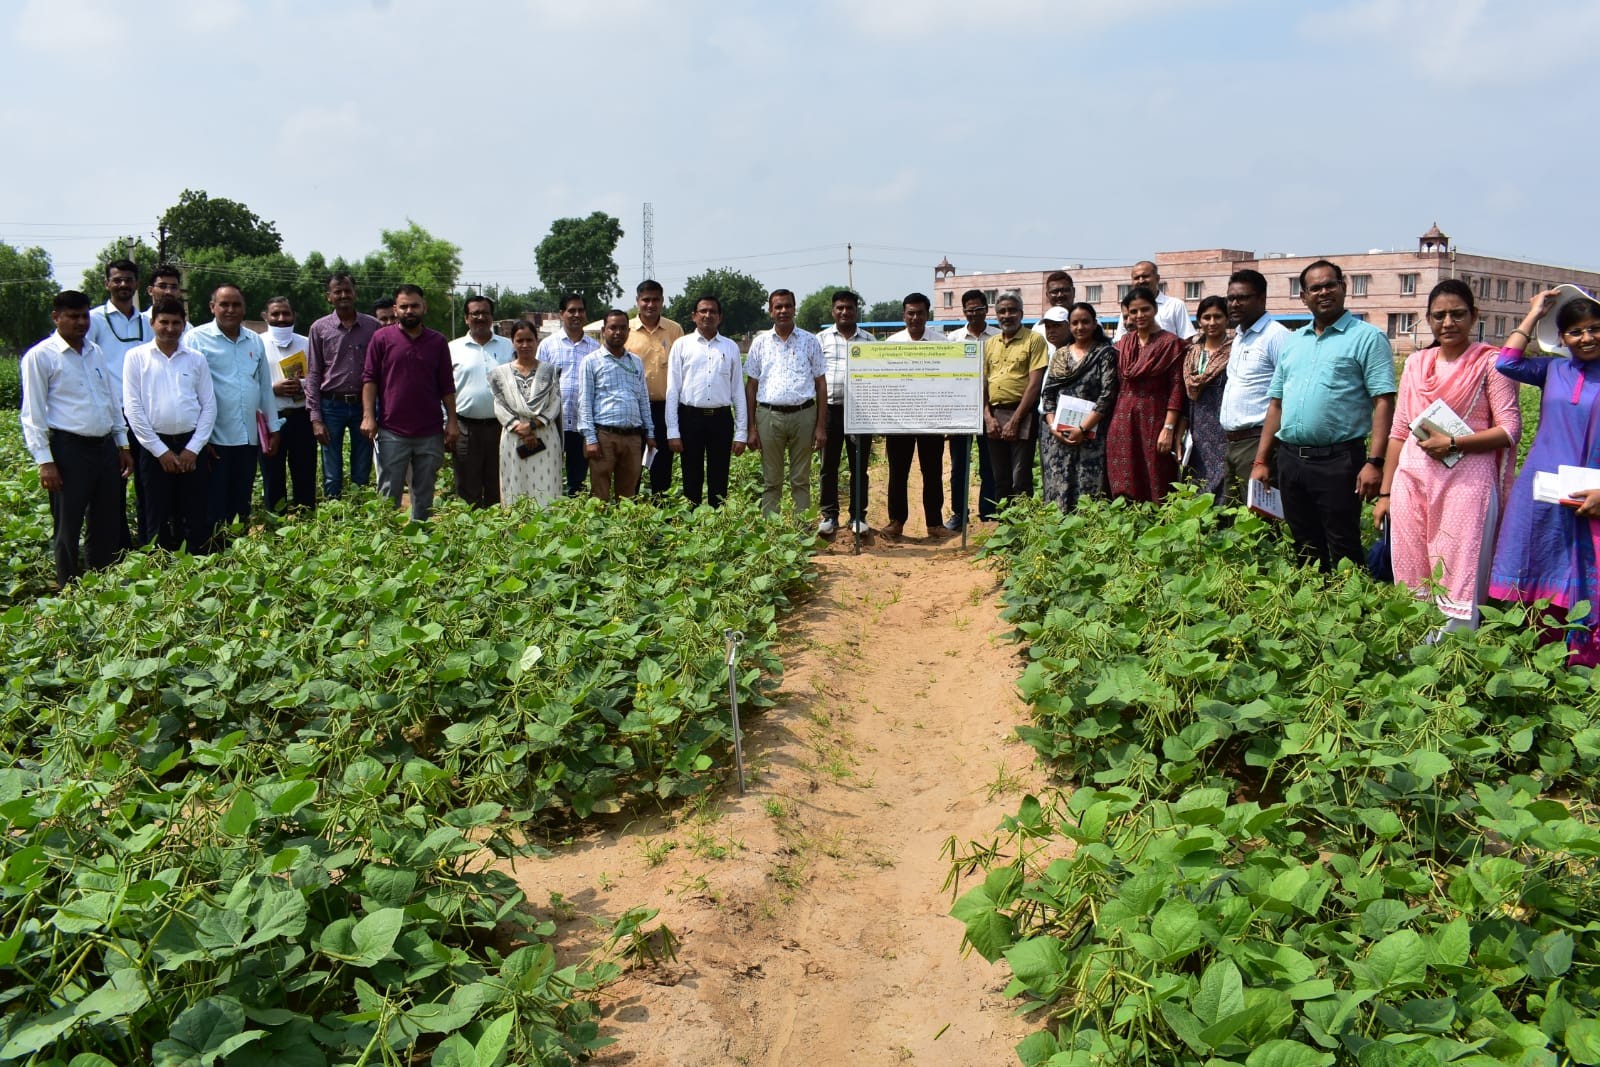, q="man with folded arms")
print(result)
[306,273,380,500]
[122,299,216,552]
[362,285,459,521]
[665,295,747,508]
[449,294,514,508]
[628,279,685,496]
[815,289,875,535]
[20,290,132,588]
[260,296,317,511]
[188,284,280,540]
[579,310,653,502]
[745,289,827,517]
